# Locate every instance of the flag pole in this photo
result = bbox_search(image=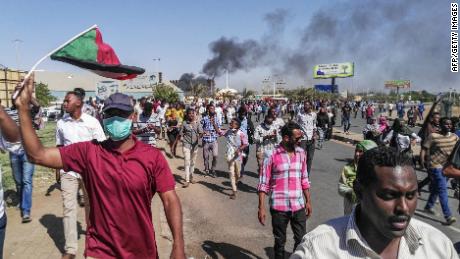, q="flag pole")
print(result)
[13,24,98,99]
